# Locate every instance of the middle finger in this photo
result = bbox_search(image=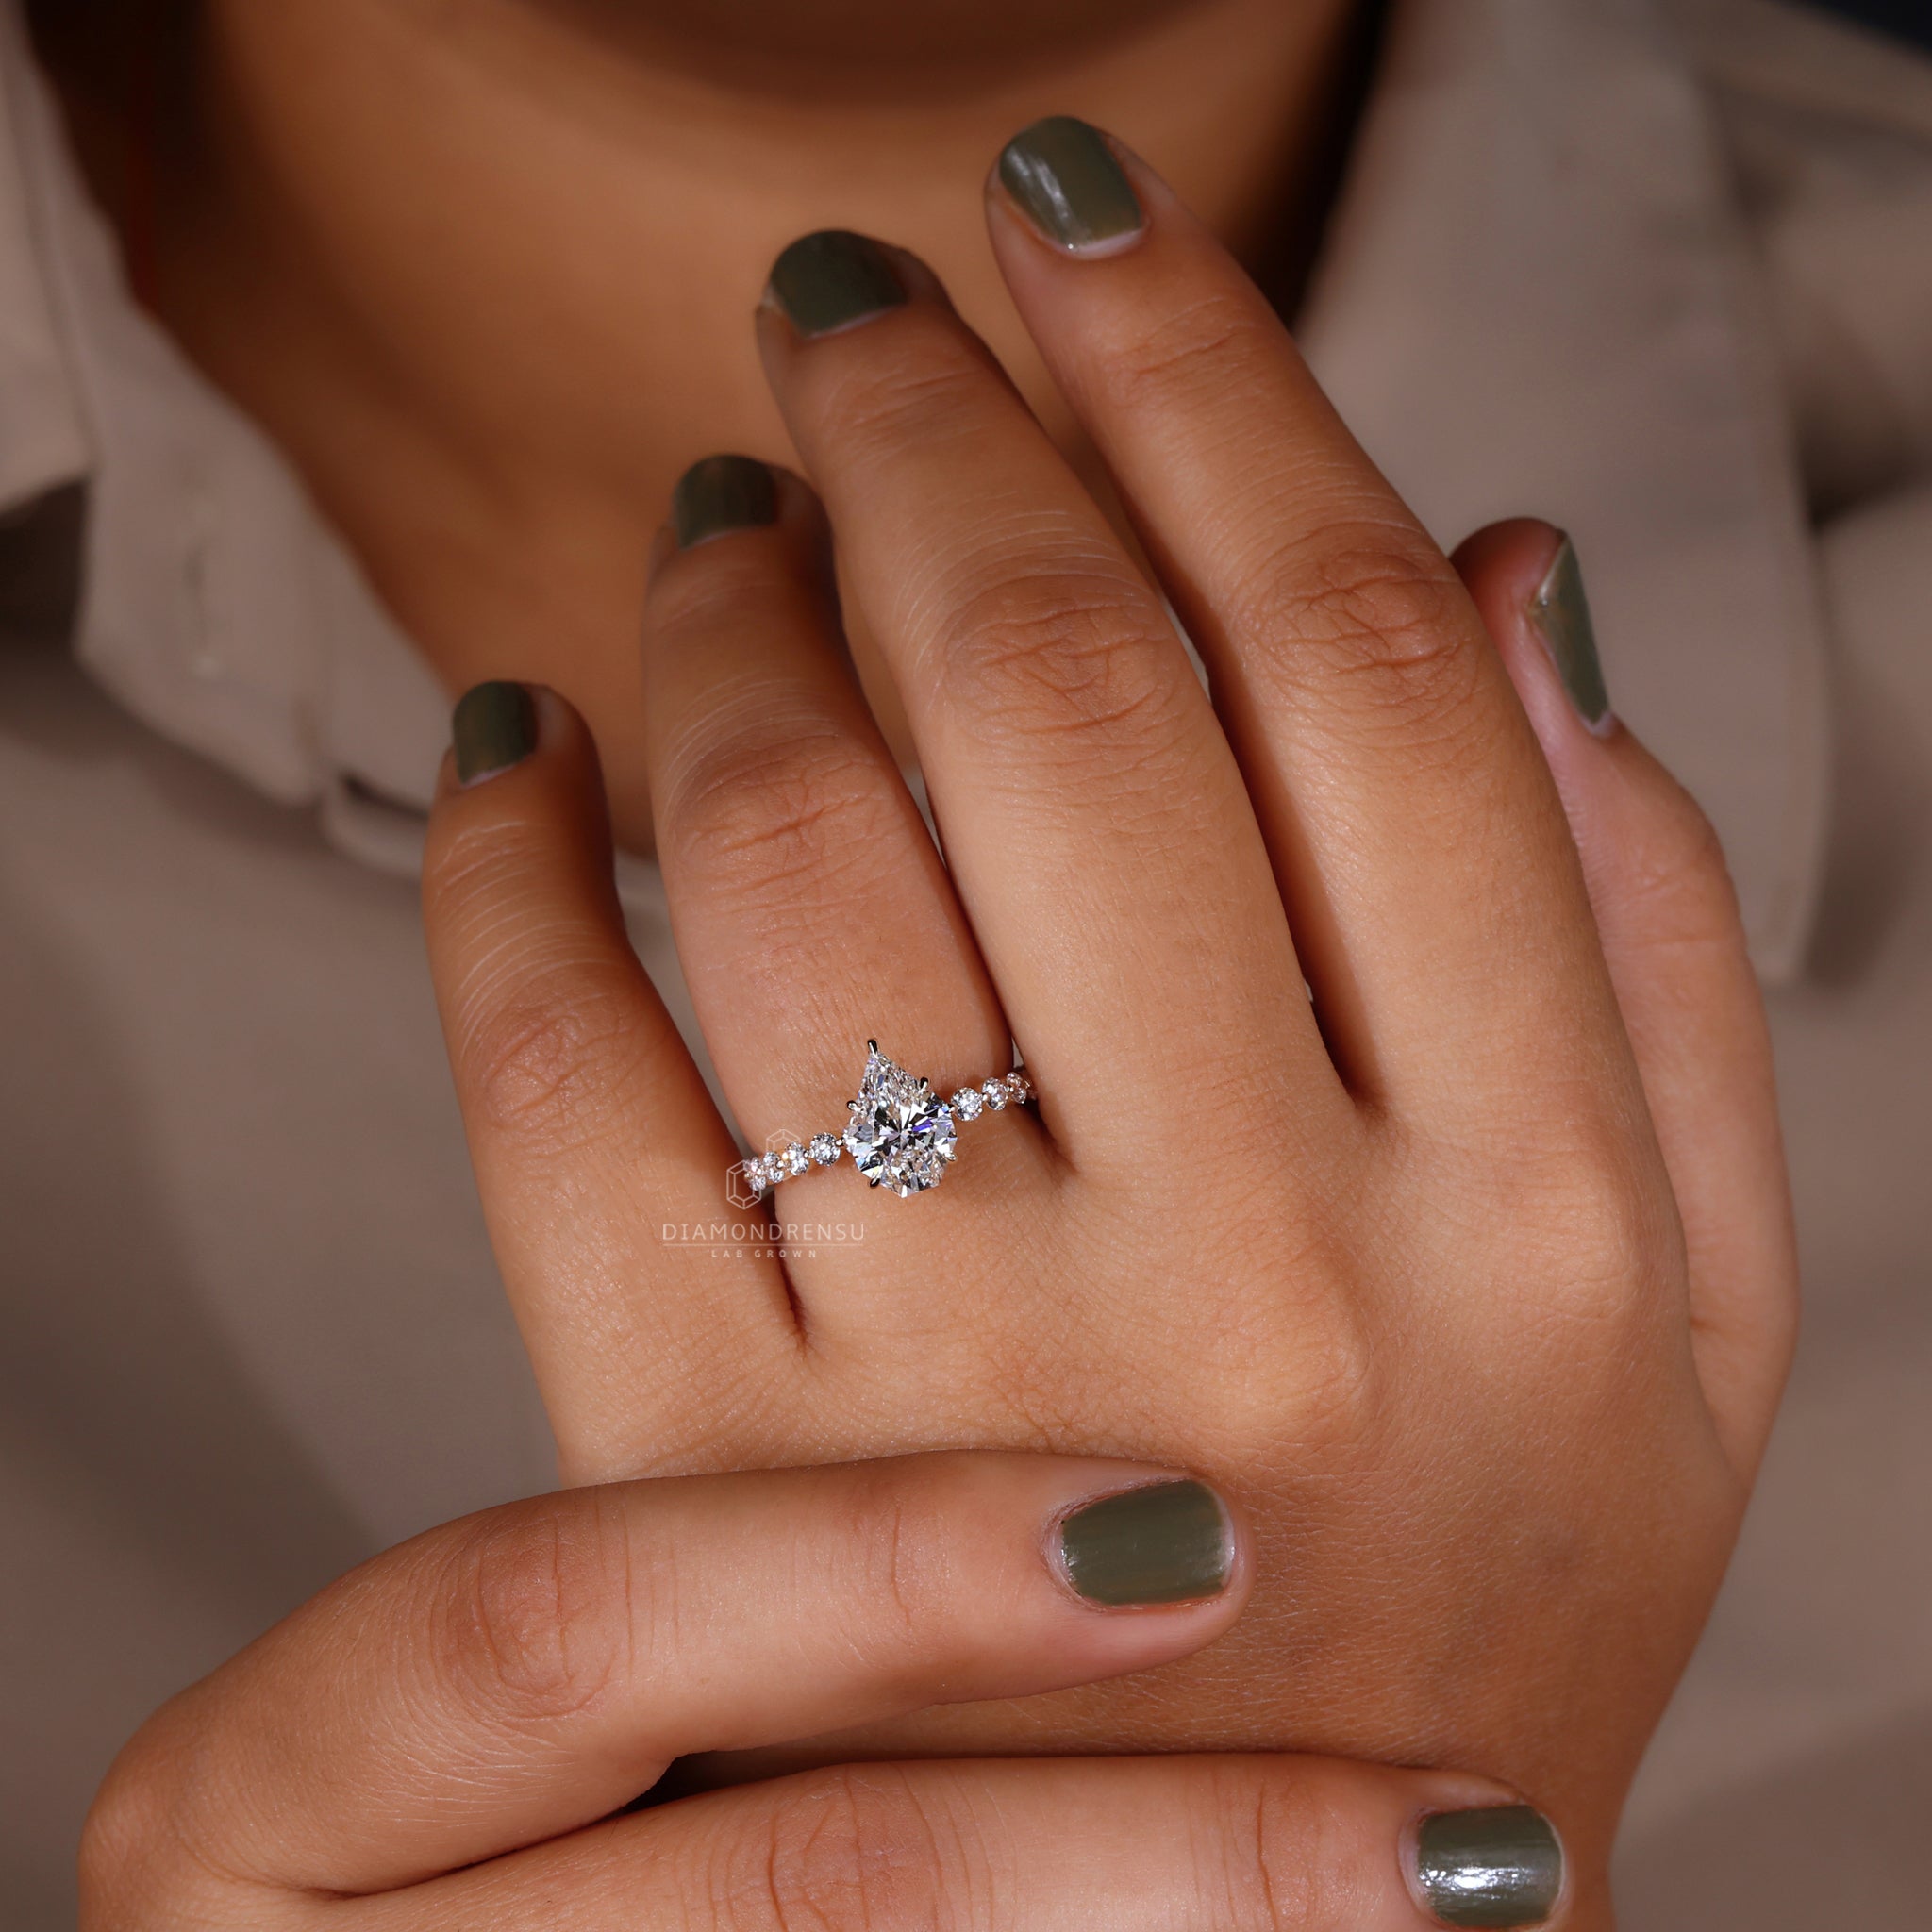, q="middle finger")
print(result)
[756,232,1342,1172]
